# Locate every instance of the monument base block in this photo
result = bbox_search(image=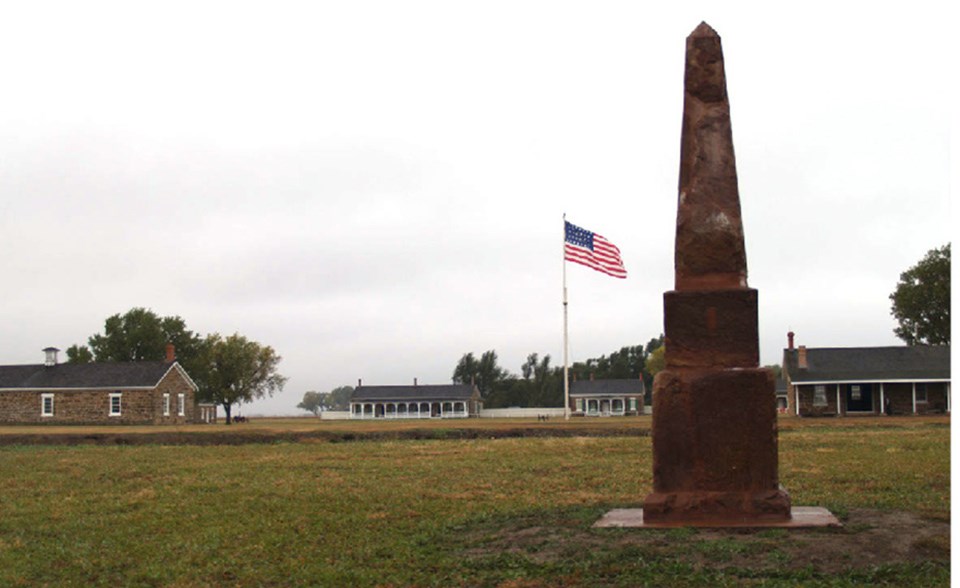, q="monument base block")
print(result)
[593,506,841,529]
[642,488,792,524]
